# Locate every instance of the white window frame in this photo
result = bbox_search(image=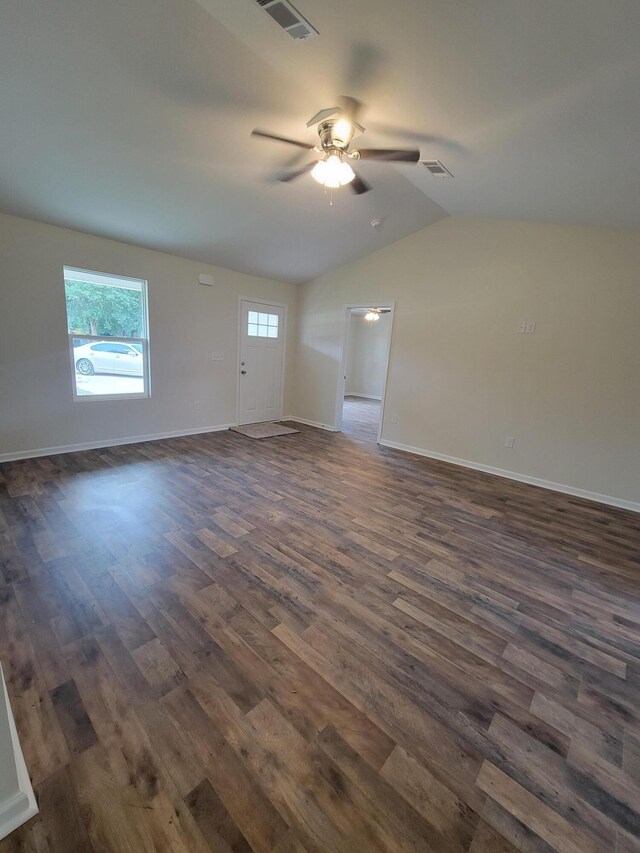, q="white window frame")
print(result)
[63,267,151,402]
